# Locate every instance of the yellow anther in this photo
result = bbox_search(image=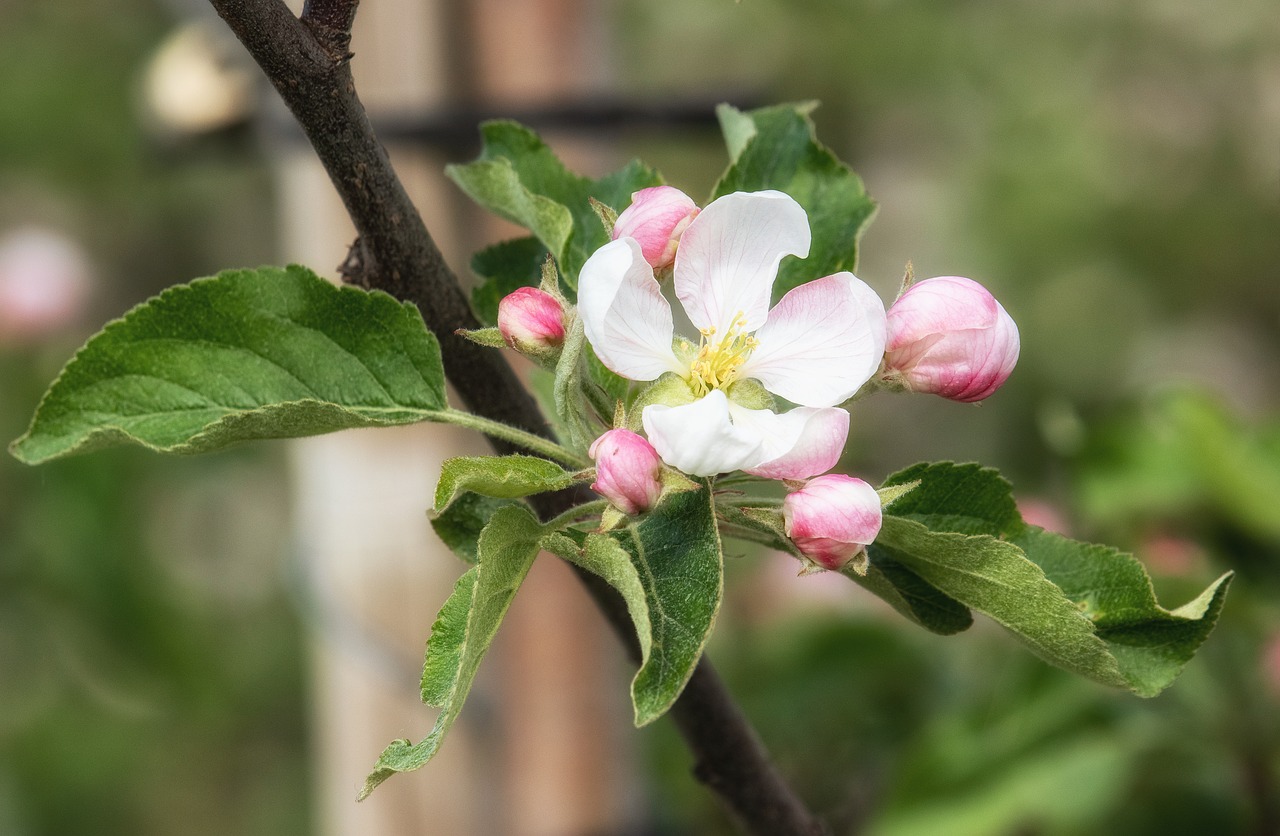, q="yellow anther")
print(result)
[687,311,757,397]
